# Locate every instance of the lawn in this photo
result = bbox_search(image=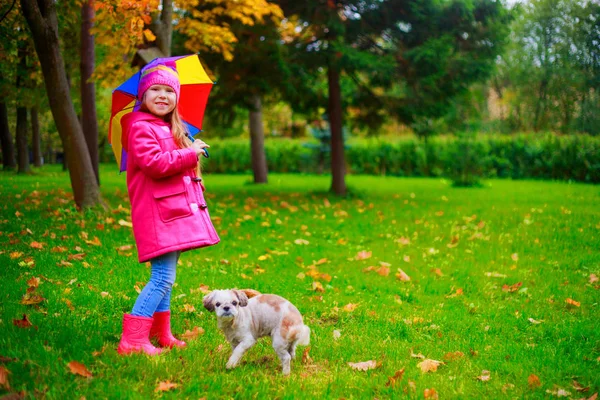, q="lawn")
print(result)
[1,165,598,399]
